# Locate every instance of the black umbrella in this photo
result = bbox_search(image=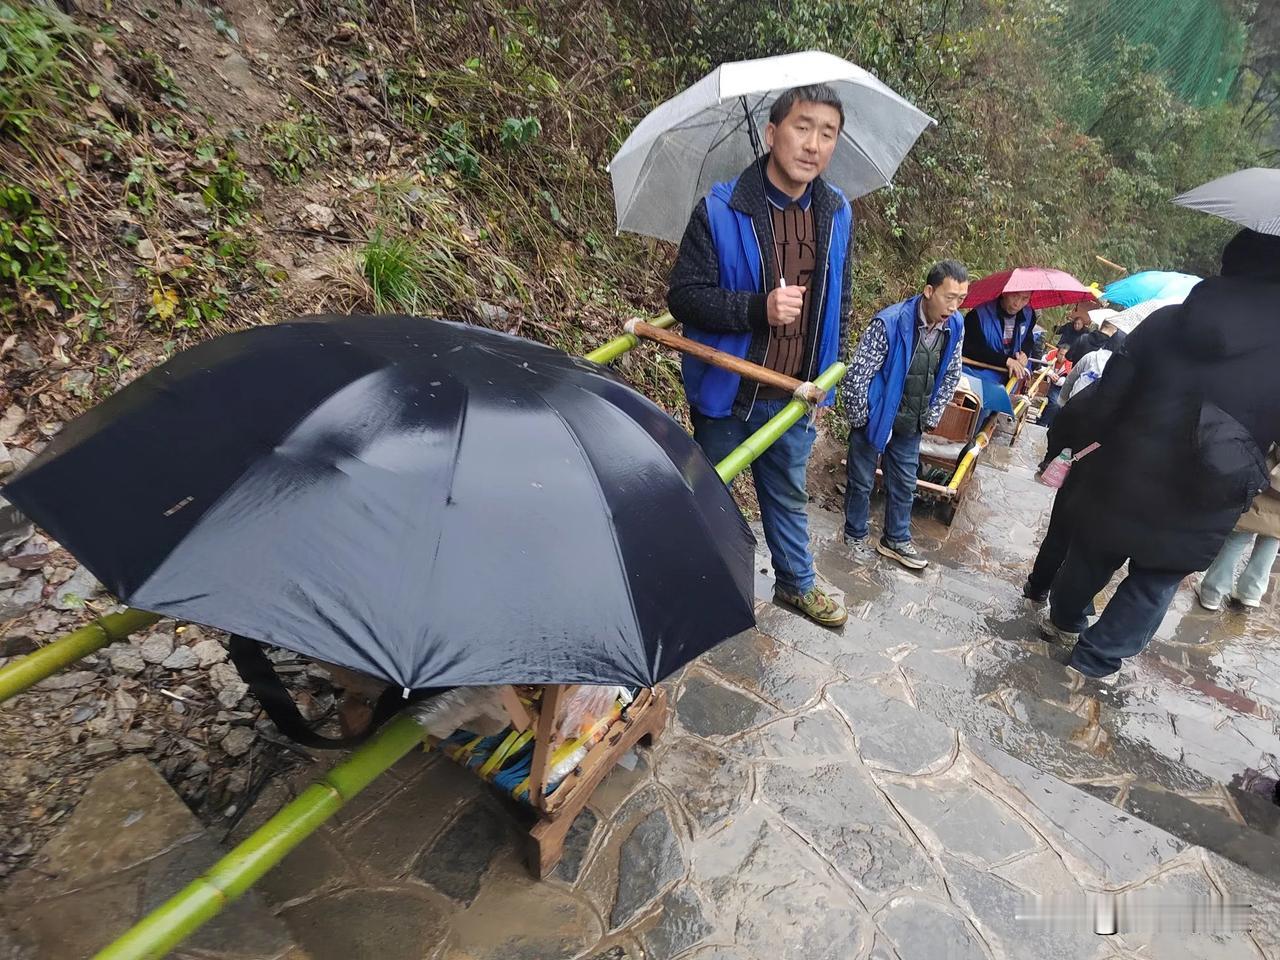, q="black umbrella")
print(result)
[5,315,756,690]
